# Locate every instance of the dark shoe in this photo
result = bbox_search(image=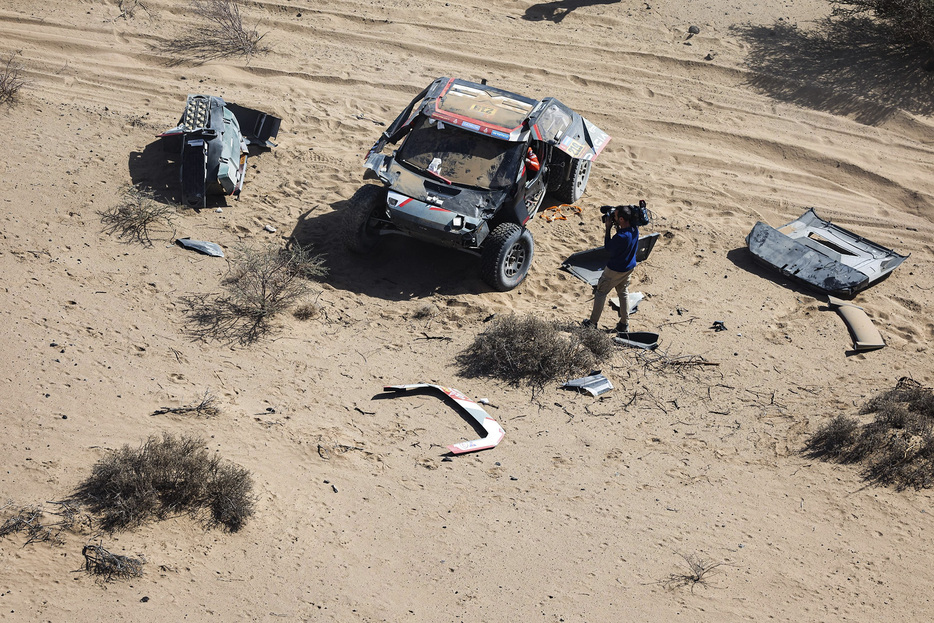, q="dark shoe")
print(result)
[615,322,629,334]
[582,319,595,328]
